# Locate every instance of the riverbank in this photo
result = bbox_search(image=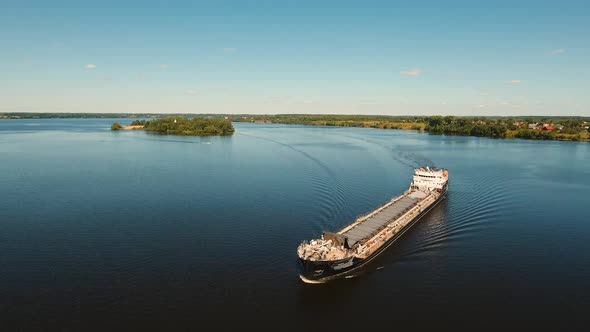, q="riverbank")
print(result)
[232,115,589,142]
